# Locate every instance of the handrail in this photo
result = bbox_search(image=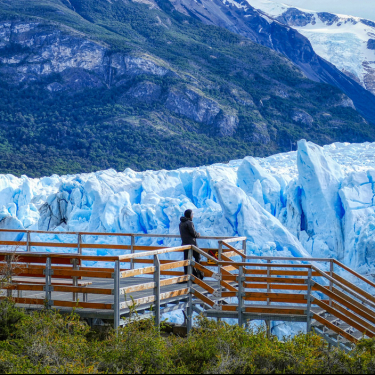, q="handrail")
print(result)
[333,259,375,289]
[118,245,190,261]
[0,228,239,240]
[245,255,332,262]
[312,265,375,310]
[3,237,375,347]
